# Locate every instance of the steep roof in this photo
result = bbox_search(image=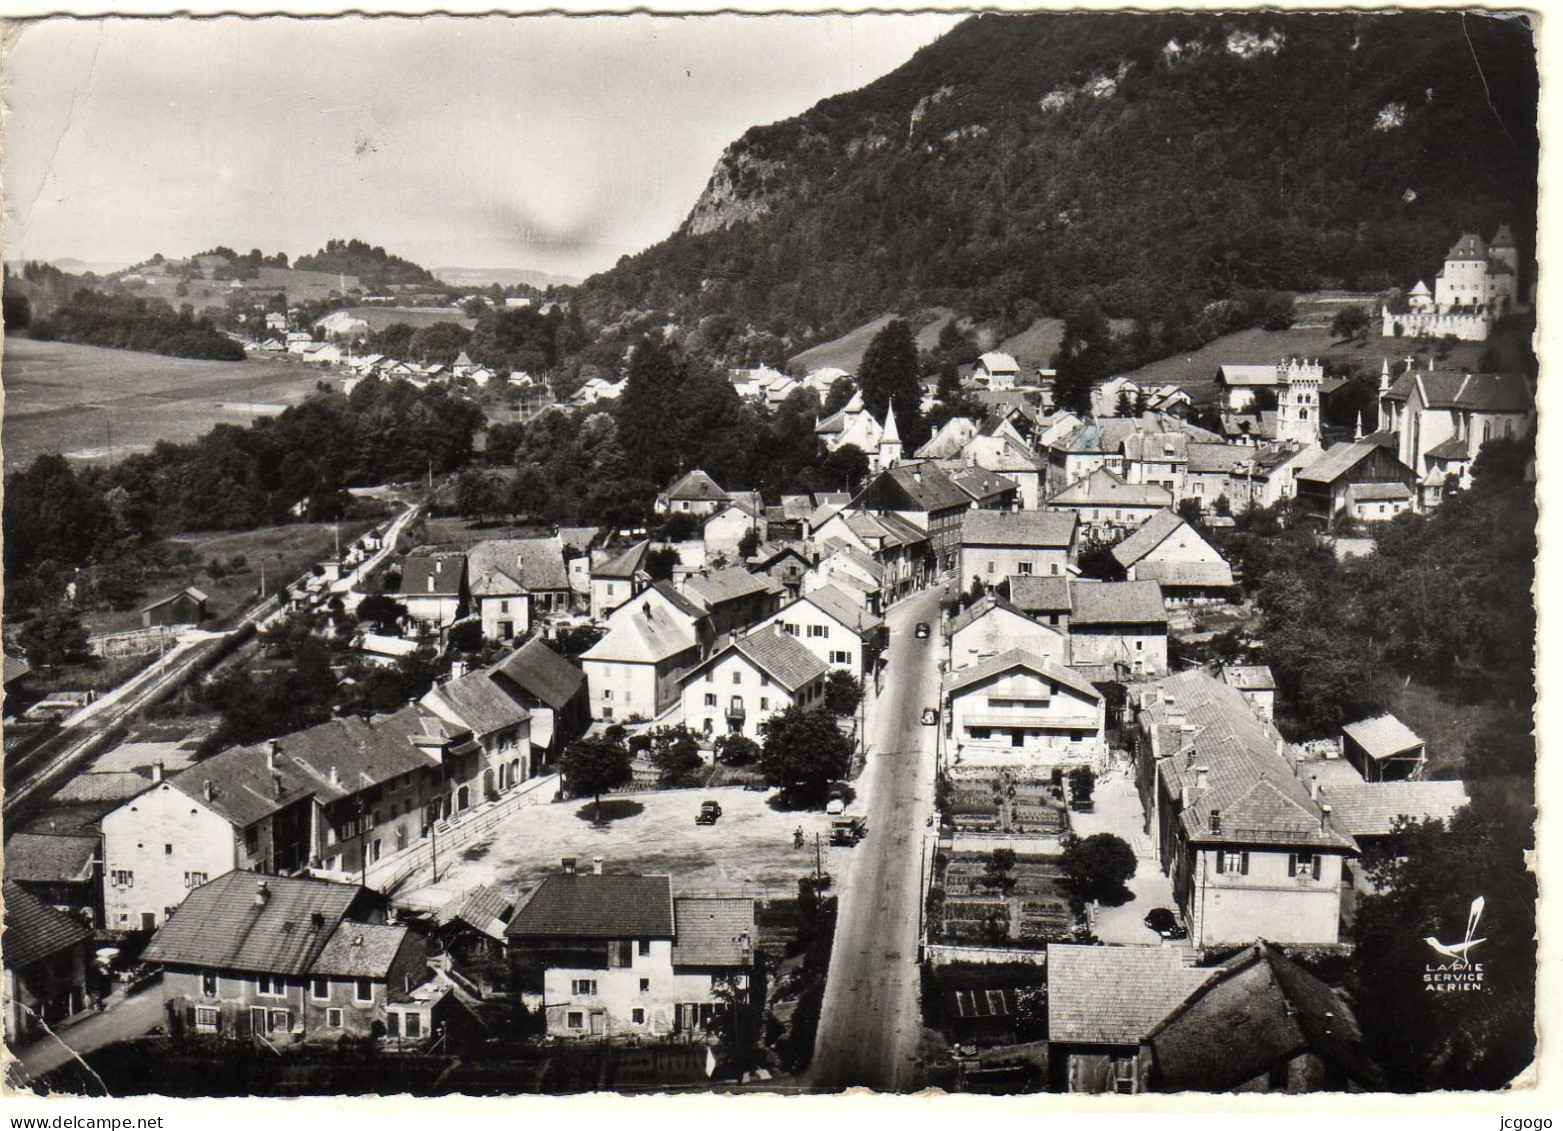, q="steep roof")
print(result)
[959,509,1077,549]
[914,416,979,459]
[977,351,1020,374]
[1445,232,1488,261]
[3,880,93,971]
[4,653,33,684]
[1319,779,1469,837]
[309,921,412,978]
[946,591,1037,637]
[142,872,365,976]
[1150,942,1381,1090]
[683,567,782,610]
[1295,438,1382,486]
[943,649,1100,701]
[1185,442,1247,474]
[1046,943,1214,1046]
[1006,574,1073,614]
[721,629,830,692]
[593,538,652,580]
[664,469,729,502]
[867,461,972,513]
[1111,509,1186,568]
[434,885,515,941]
[505,873,675,940]
[1222,664,1276,692]
[1069,580,1168,625]
[400,553,466,598]
[4,833,98,885]
[950,467,1018,502]
[1130,561,1237,588]
[582,602,699,665]
[797,584,884,636]
[467,537,569,594]
[671,897,756,967]
[1342,714,1424,760]
[1218,364,1282,387]
[491,638,585,711]
[1345,481,1413,504]
[1047,467,1172,509]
